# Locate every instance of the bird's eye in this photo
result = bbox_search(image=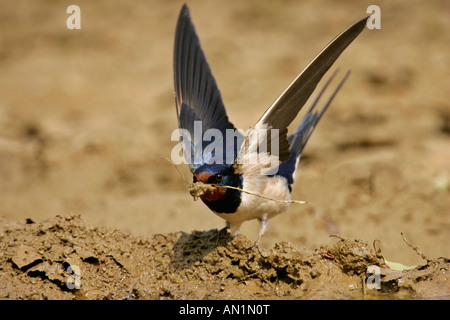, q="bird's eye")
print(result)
[215,174,223,183]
